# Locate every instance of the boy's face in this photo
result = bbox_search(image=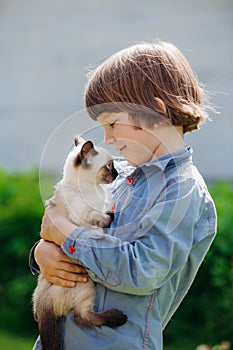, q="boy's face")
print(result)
[97,112,162,167]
